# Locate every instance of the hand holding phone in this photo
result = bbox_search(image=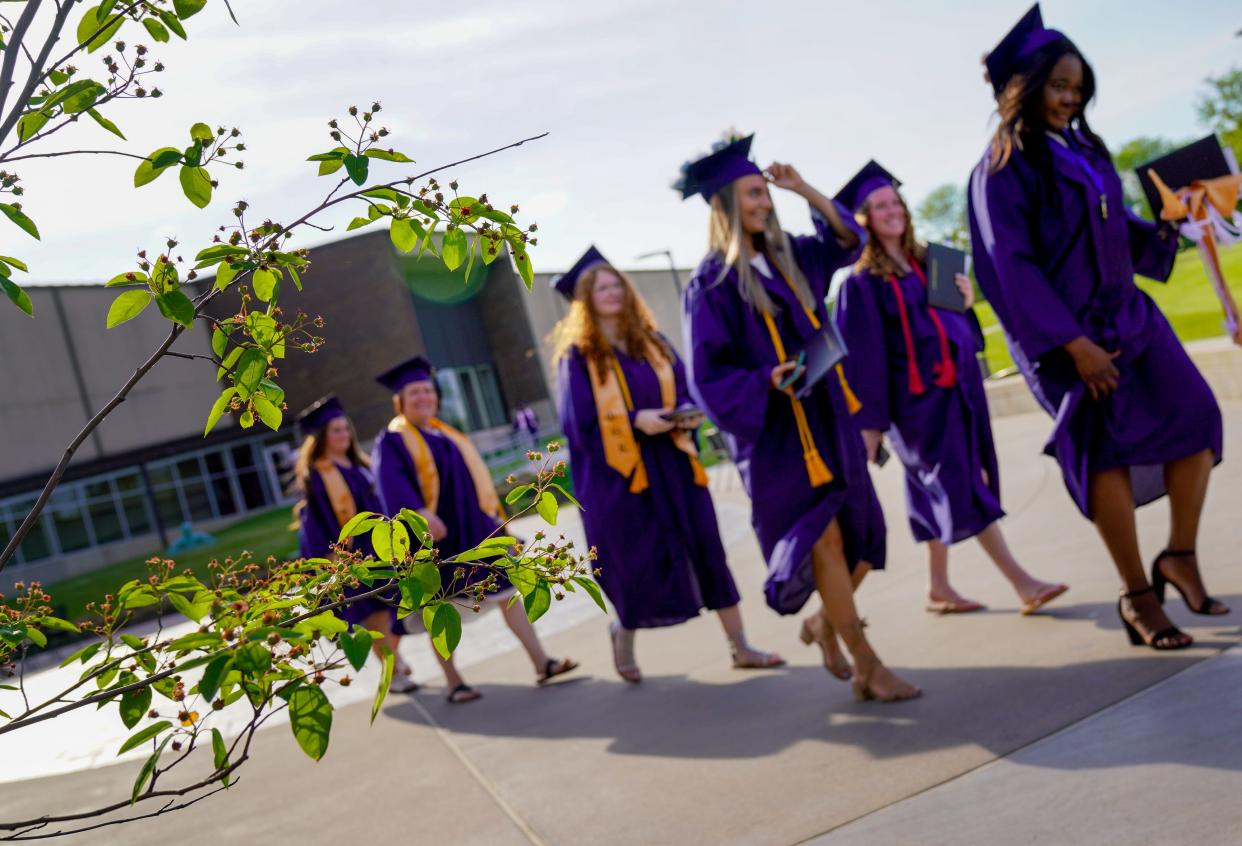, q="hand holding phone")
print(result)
[775,351,807,391]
